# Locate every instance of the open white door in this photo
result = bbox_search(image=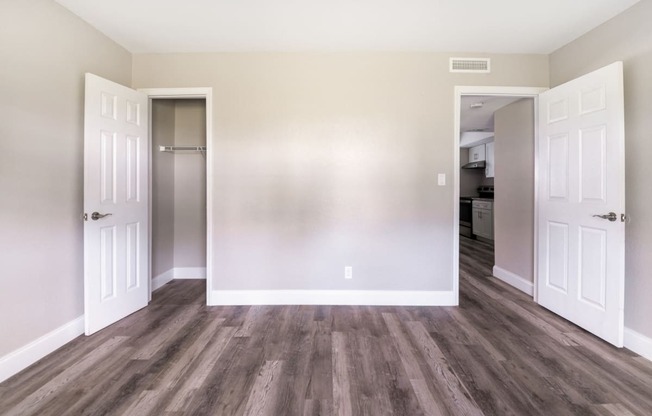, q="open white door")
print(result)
[537,62,625,347]
[84,73,149,335]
